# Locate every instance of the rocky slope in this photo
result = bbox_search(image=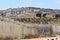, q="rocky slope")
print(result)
[0,7,60,18]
